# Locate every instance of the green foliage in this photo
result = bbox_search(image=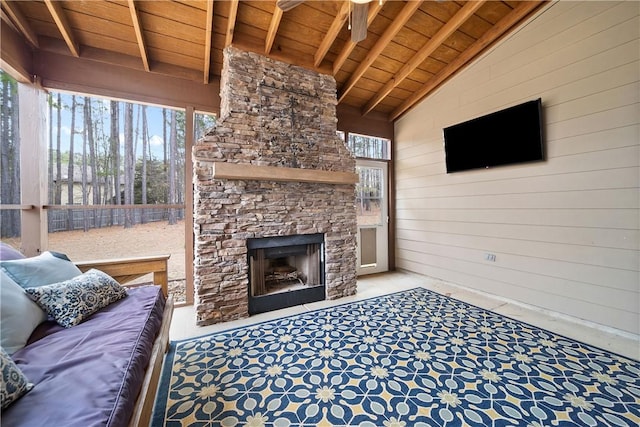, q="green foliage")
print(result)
[134,158,167,204]
[0,71,18,95]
